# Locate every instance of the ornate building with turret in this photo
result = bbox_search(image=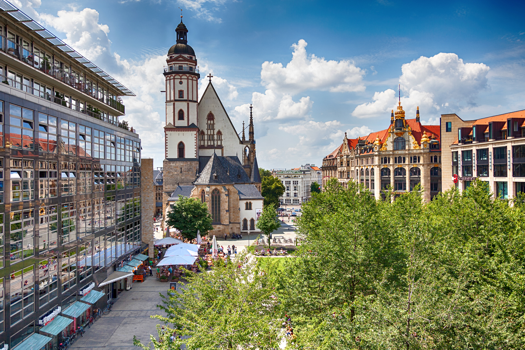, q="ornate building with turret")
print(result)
[160,19,263,237]
[321,98,442,202]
